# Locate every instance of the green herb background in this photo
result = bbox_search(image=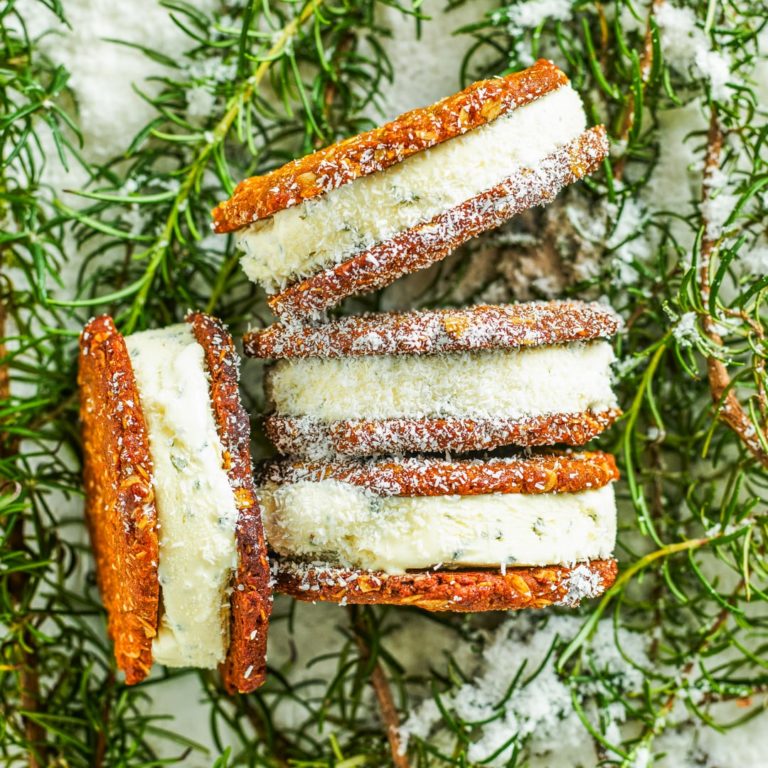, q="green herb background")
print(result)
[1,0,767,766]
